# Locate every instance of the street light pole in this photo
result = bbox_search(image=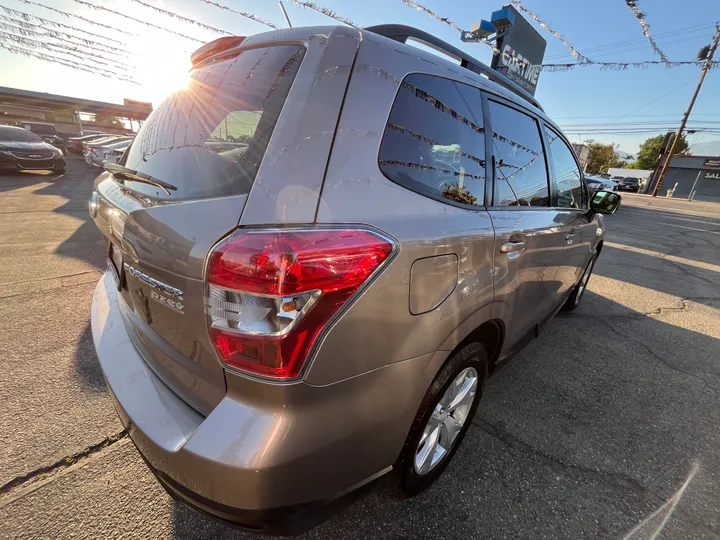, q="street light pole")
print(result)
[651,25,720,197]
